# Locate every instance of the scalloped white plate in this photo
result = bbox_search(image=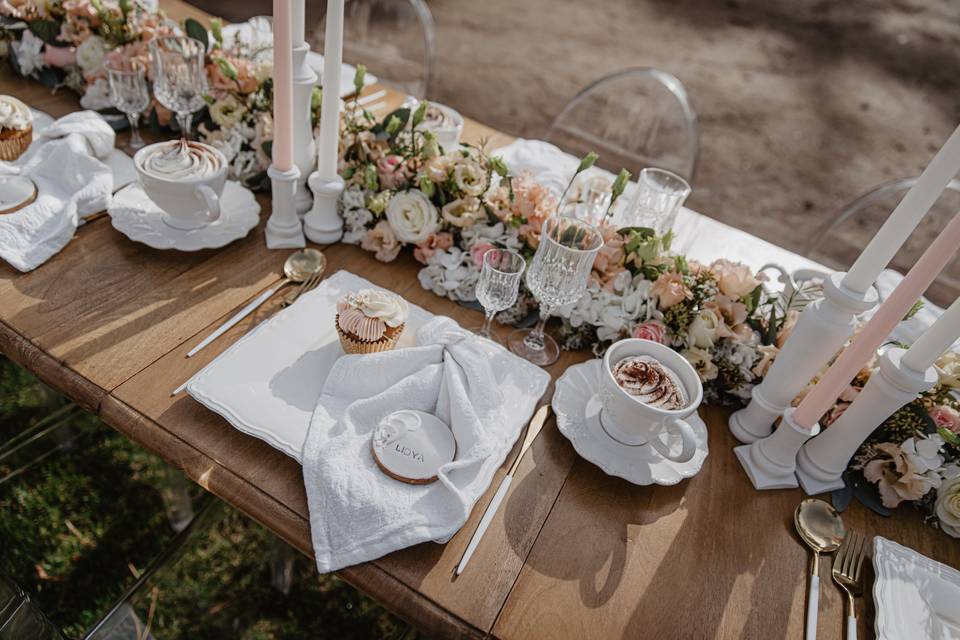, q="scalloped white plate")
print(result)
[109,181,260,251]
[552,359,708,486]
[873,536,960,639]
